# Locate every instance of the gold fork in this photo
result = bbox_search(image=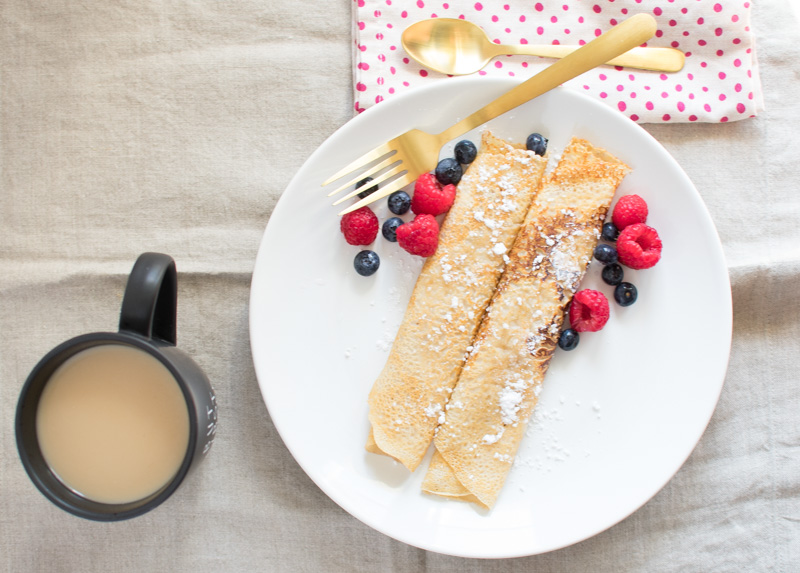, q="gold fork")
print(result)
[325,13,657,216]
